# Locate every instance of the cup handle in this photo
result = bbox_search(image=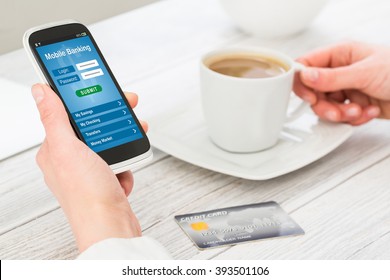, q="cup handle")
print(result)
[285,62,310,123]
